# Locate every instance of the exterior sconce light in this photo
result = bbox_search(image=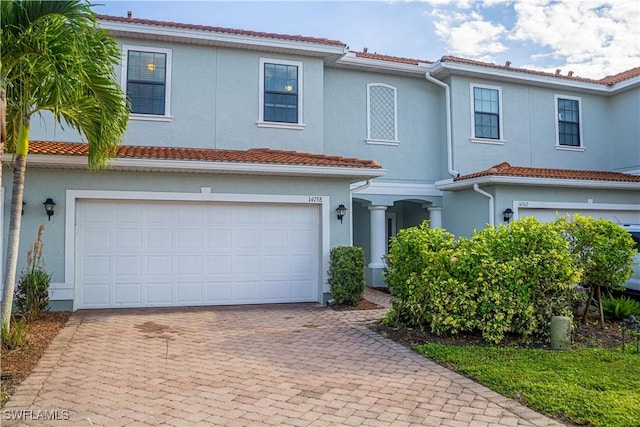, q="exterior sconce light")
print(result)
[43,197,56,221]
[503,208,513,223]
[336,204,347,224]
